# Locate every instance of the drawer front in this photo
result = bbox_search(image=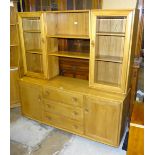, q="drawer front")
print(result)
[44,112,84,134]
[43,87,83,107]
[44,99,83,122]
